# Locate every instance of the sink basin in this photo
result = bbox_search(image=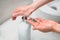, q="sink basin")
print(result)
[38,1,60,22]
[31,0,60,23]
[0,0,60,40]
[1,16,60,40]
